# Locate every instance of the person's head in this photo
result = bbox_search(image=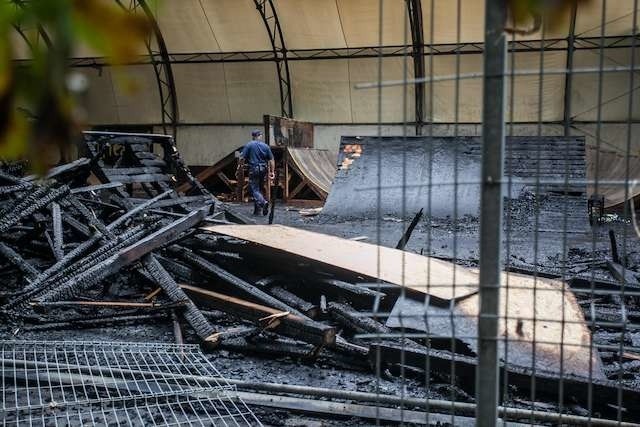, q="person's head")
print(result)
[251,129,264,141]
